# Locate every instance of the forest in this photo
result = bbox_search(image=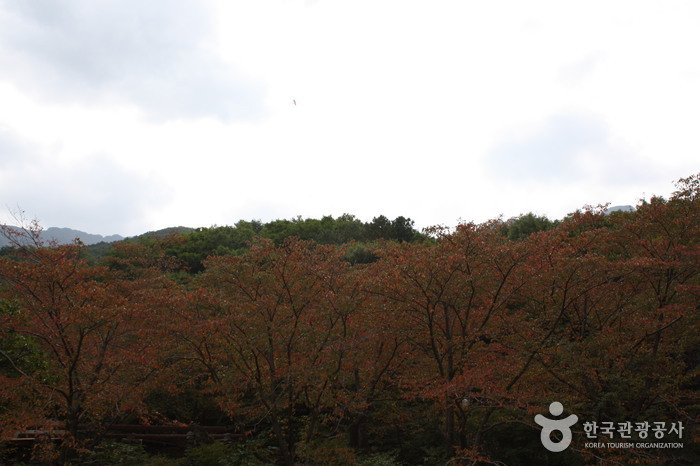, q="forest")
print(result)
[0,174,698,465]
